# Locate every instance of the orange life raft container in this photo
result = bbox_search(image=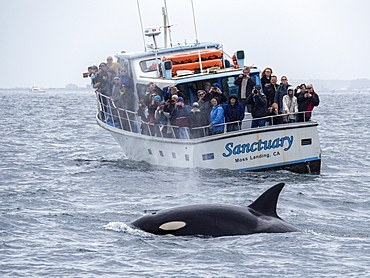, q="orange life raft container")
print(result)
[163,50,222,64]
[172,59,223,75]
